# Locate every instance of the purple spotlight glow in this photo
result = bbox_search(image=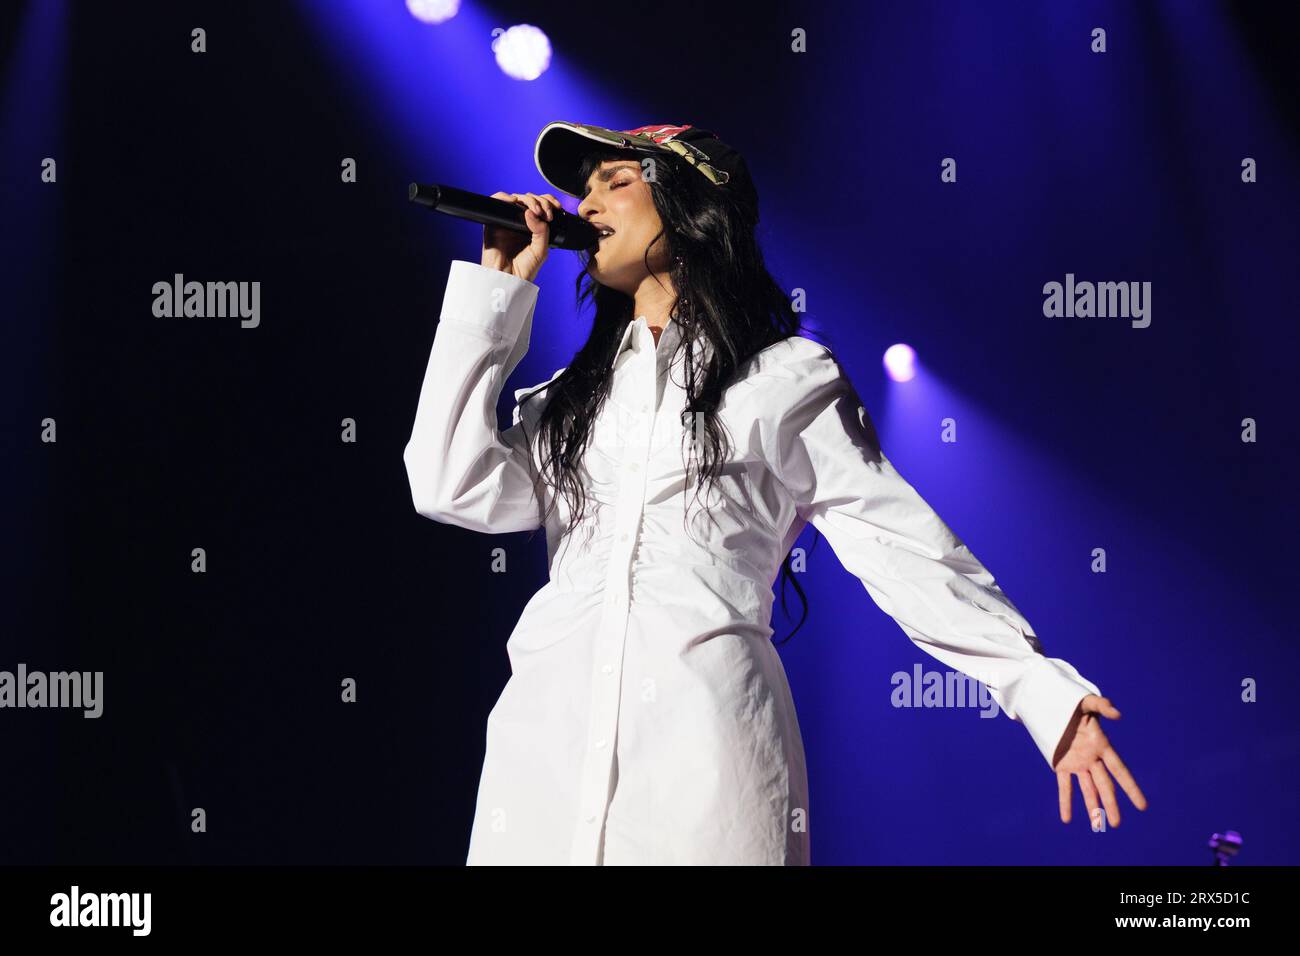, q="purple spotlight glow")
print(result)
[883,343,917,382]
[405,0,459,24]
[493,24,552,81]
